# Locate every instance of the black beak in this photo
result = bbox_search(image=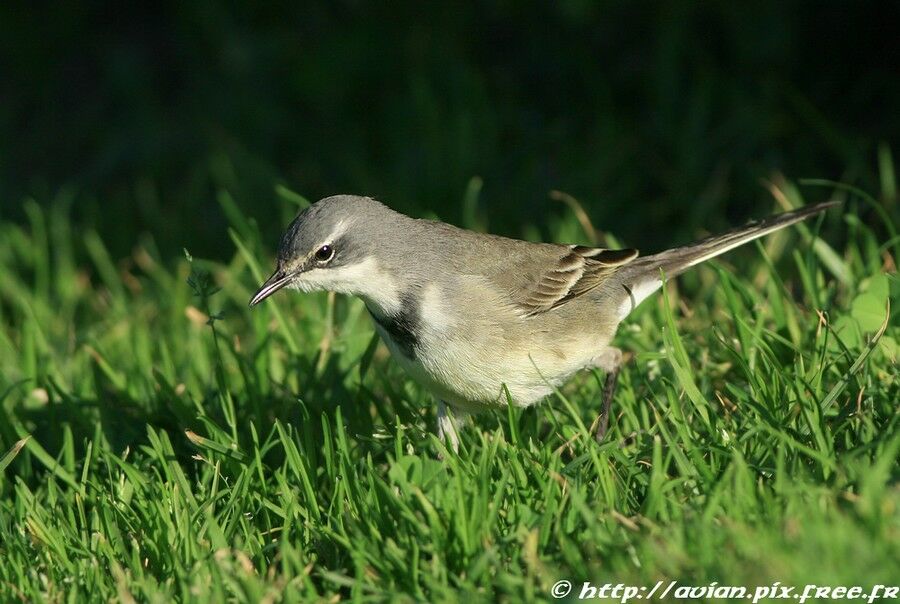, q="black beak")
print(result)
[249,269,294,307]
